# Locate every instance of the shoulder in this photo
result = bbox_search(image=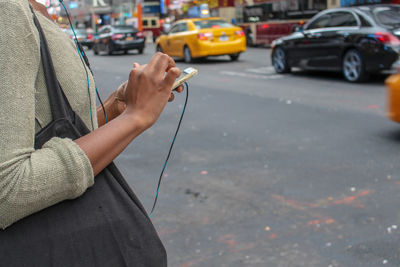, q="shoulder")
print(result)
[0,1,35,27]
[0,0,31,12]
[0,1,39,42]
